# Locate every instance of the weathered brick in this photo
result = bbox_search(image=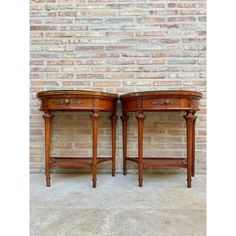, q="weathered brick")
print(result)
[93,81,121,86]
[45,74,73,80]
[31,0,55,2]
[76,46,104,51]
[105,45,133,51]
[75,18,102,24]
[107,4,134,9]
[105,18,133,24]
[108,59,135,65]
[136,3,165,8]
[137,17,165,23]
[119,10,149,16]
[180,10,206,15]
[153,81,182,86]
[136,31,165,37]
[30,26,57,31]
[168,3,196,8]
[123,81,151,86]
[150,10,178,15]
[31,32,44,38]
[106,32,134,37]
[168,17,196,22]
[76,74,105,79]
[137,73,166,79]
[137,59,166,65]
[45,18,73,24]
[63,81,91,86]
[31,40,59,44]
[31,12,57,17]
[58,11,79,17]
[31,81,59,86]
[30,19,42,24]
[46,32,74,37]
[152,39,180,44]
[46,46,73,52]
[47,60,74,65]
[88,11,116,16]
[106,73,135,79]
[60,26,88,31]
